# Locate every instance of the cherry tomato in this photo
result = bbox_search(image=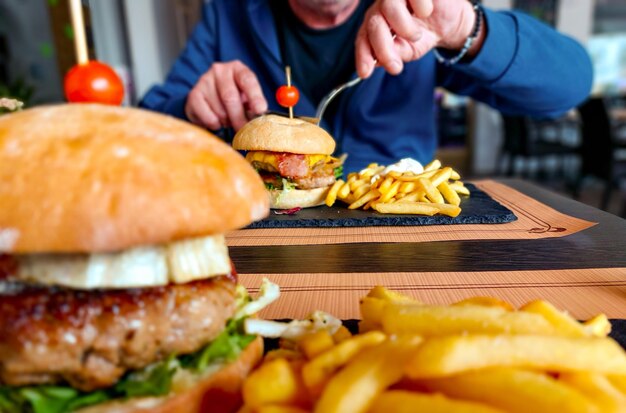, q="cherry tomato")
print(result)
[64,60,125,105]
[276,85,300,108]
